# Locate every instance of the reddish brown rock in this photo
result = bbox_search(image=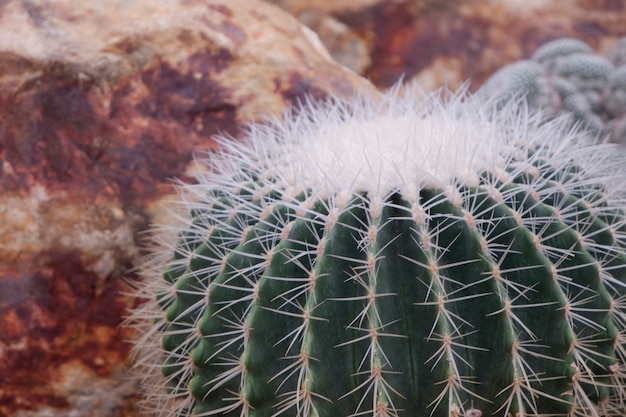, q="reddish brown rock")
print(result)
[374,0,626,90]
[297,10,371,74]
[270,0,626,91]
[0,0,374,416]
